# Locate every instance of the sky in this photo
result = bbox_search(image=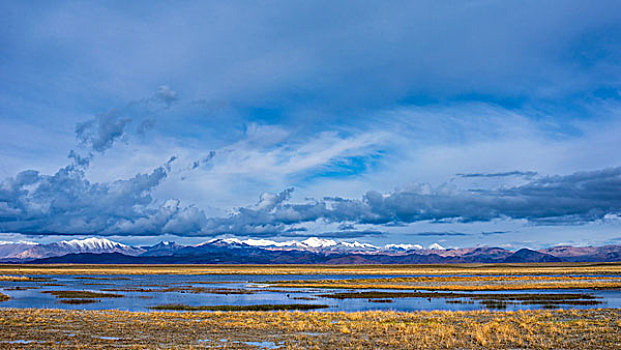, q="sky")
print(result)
[1,1,621,249]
